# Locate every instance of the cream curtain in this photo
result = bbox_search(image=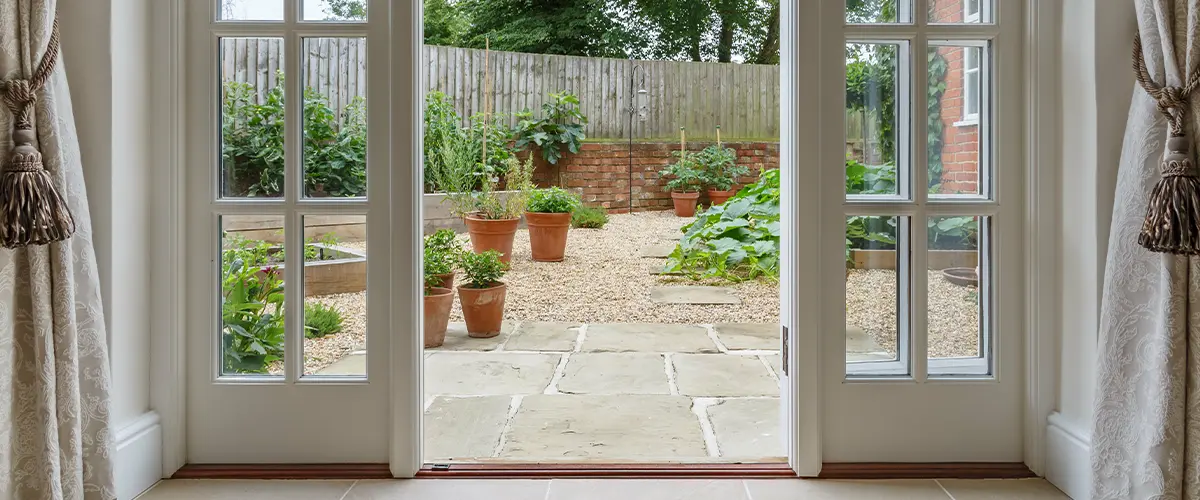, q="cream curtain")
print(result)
[0,0,116,498]
[1092,1,1200,499]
